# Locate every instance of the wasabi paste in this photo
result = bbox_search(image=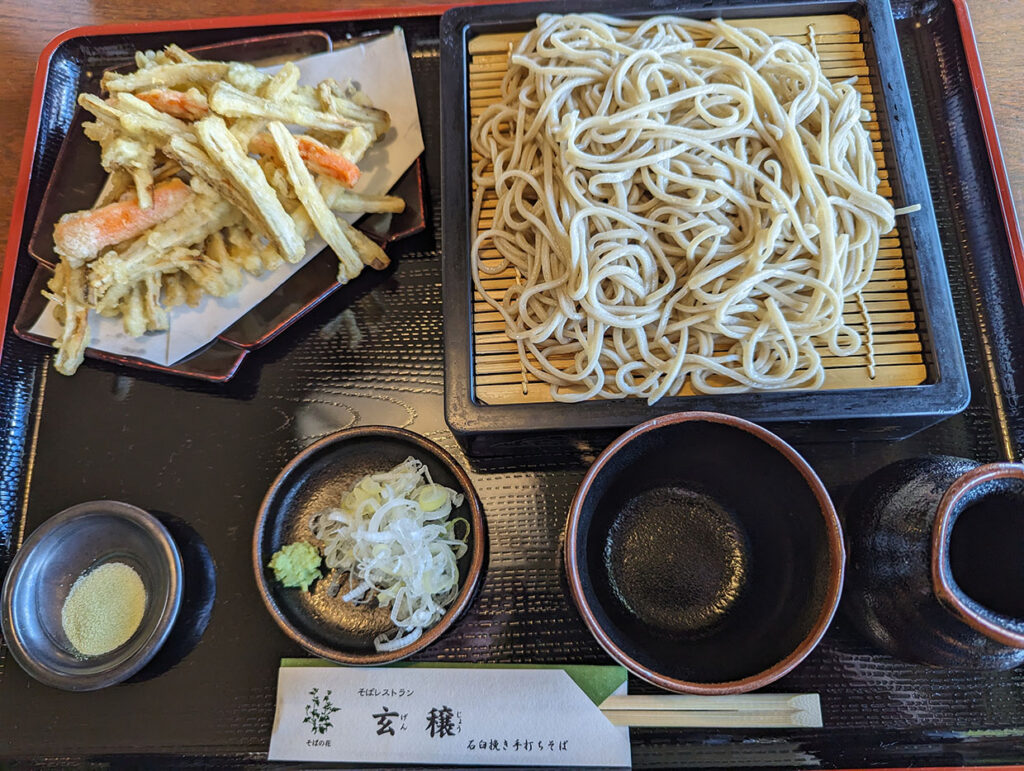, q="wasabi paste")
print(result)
[268,541,322,592]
